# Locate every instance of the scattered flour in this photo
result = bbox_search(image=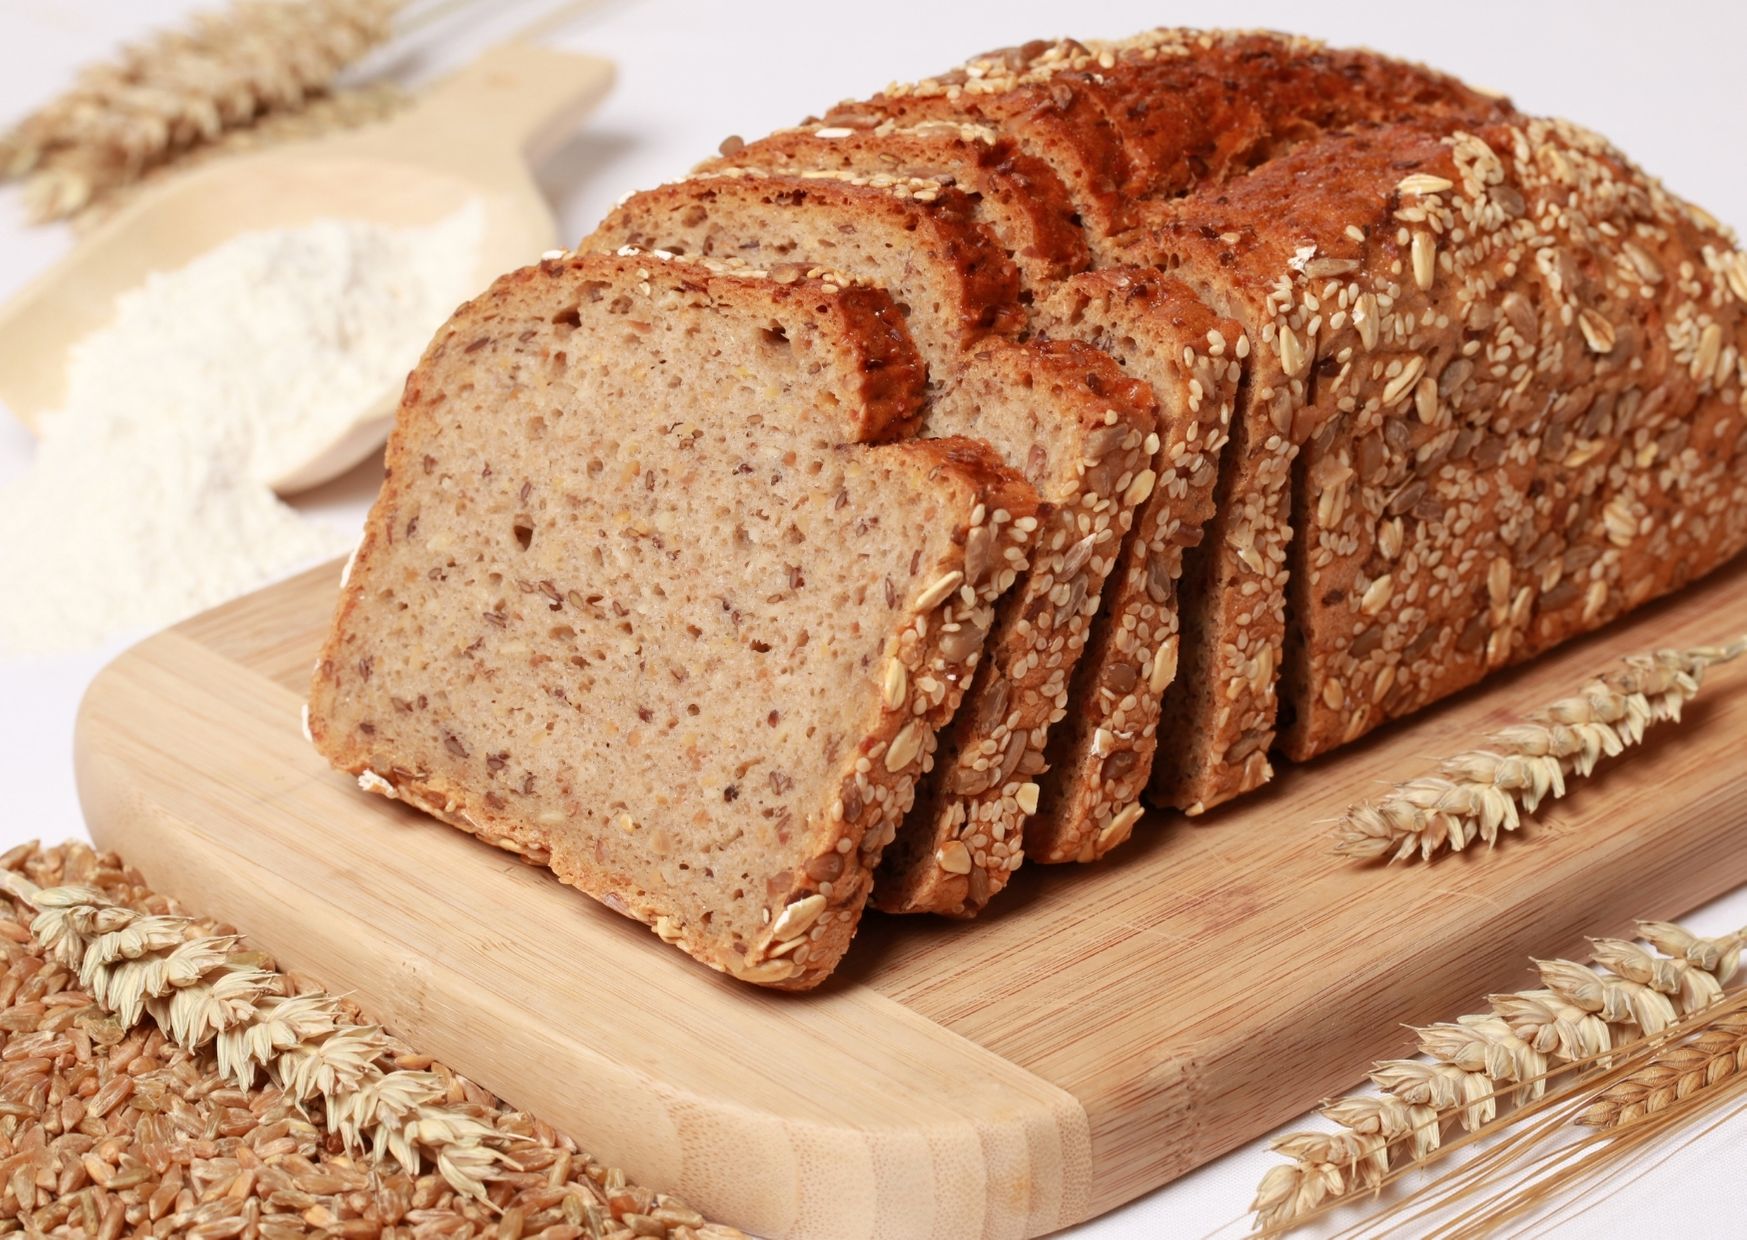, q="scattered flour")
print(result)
[0,203,483,653]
